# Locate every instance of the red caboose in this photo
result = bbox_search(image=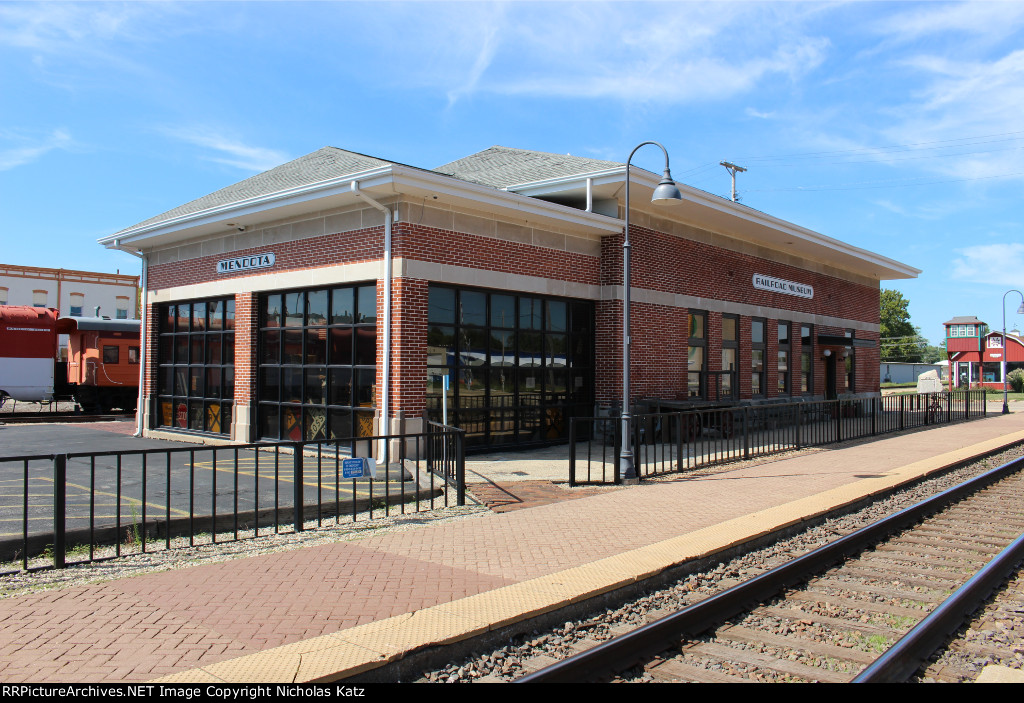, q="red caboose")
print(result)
[57,316,141,413]
[0,306,59,404]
